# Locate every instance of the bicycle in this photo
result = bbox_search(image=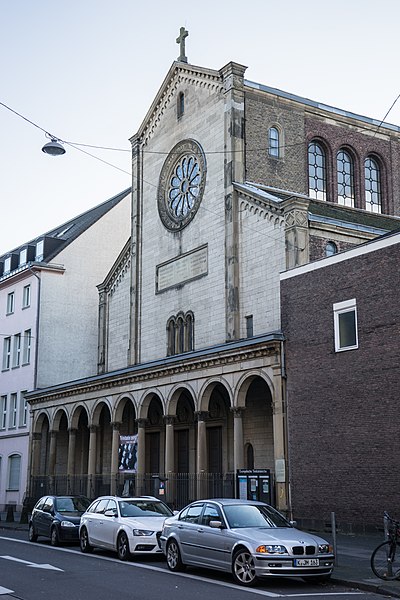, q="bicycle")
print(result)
[371,512,400,580]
